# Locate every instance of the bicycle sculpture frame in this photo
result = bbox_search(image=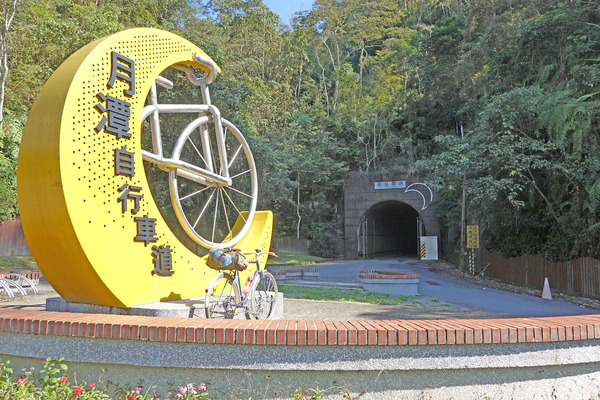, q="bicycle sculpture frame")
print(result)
[141,54,258,248]
[143,54,278,319]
